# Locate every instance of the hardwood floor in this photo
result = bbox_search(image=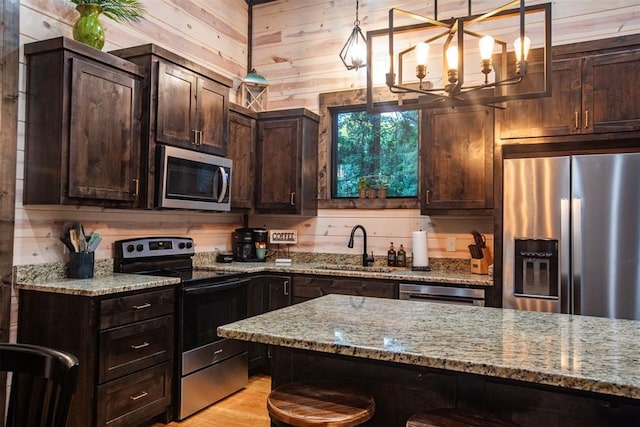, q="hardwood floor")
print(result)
[153,375,271,427]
